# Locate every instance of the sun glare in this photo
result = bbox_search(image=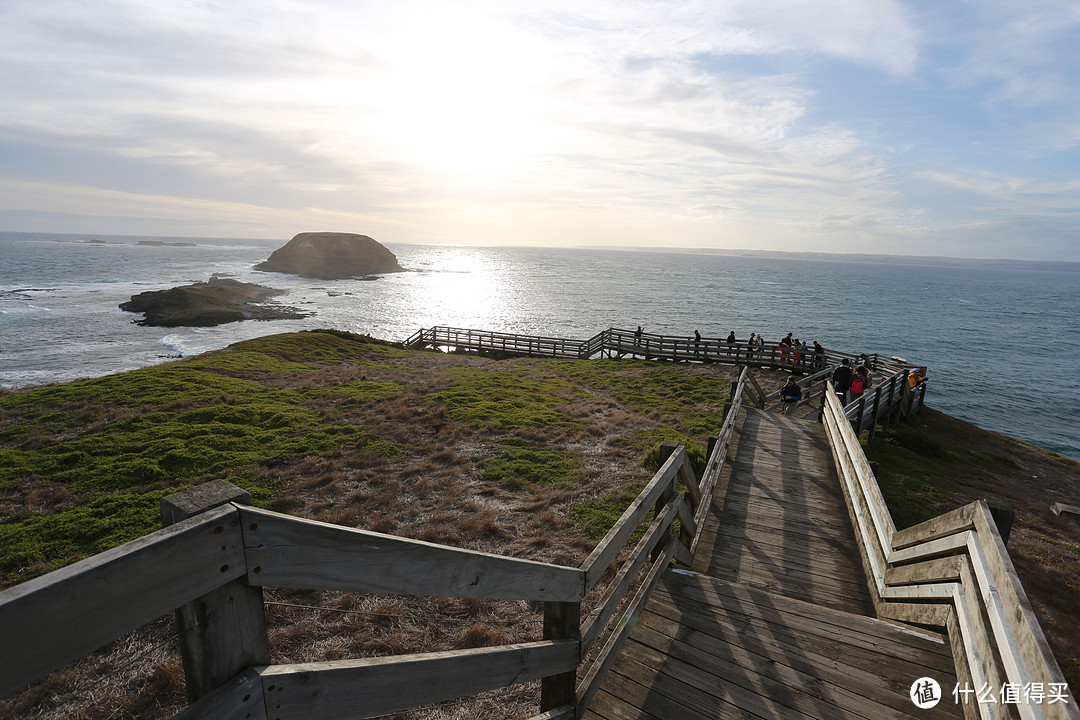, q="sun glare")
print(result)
[413,246,510,324]
[364,7,558,179]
